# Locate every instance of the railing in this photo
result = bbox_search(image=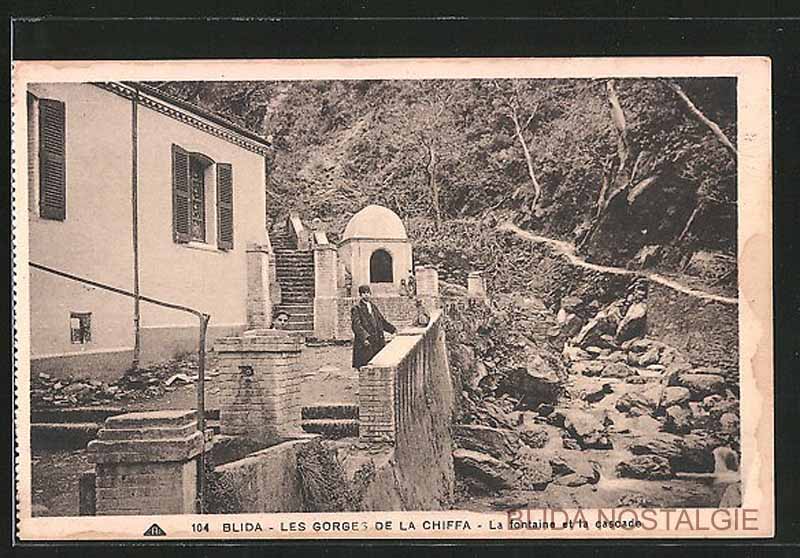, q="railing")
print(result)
[358,310,453,447]
[287,213,310,251]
